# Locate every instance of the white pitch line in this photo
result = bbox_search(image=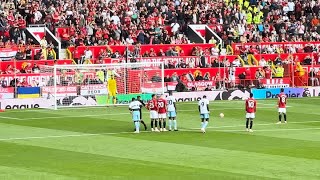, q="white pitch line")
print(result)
[1,127,320,141]
[2,110,194,121]
[196,120,320,130]
[1,106,287,121]
[0,116,23,120]
[212,127,320,132]
[0,131,151,141]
